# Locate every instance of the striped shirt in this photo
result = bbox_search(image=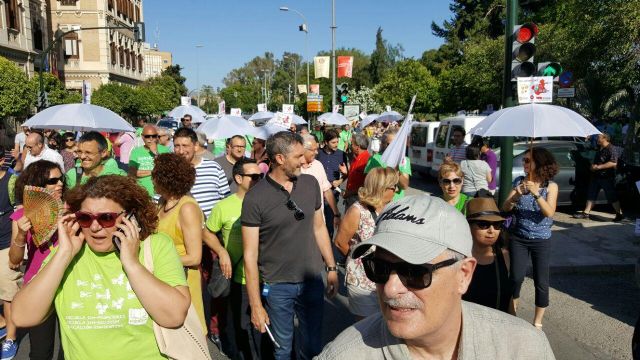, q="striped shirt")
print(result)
[192,158,230,218]
[449,143,468,163]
